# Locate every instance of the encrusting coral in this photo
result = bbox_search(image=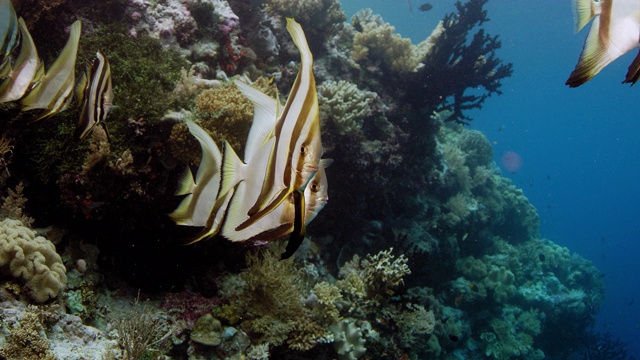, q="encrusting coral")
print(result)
[0,219,66,303]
